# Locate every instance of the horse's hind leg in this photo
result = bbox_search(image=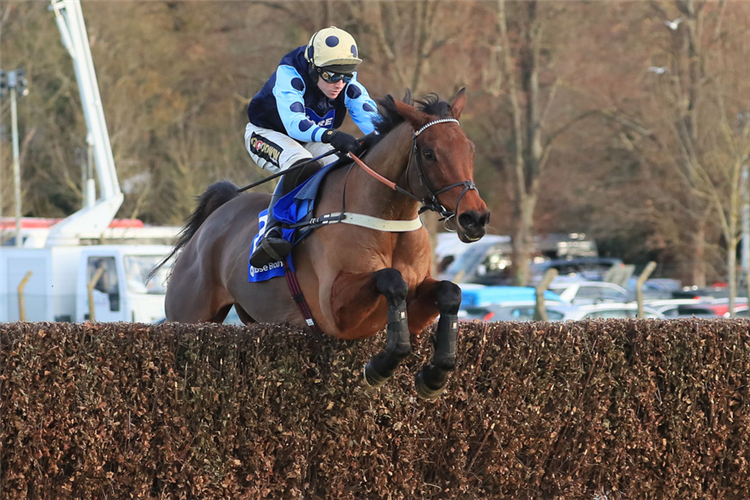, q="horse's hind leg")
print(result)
[363,269,413,388]
[165,264,234,323]
[410,279,462,400]
[210,304,233,323]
